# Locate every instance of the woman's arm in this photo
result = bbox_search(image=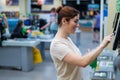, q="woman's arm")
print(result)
[40,22,50,30]
[63,33,113,67]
